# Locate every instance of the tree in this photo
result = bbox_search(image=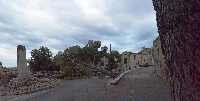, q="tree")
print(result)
[106,51,122,72]
[28,46,54,72]
[53,51,63,71]
[60,45,84,78]
[153,0,200,100]
[81,40,101,65]
[100,46,108,57]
